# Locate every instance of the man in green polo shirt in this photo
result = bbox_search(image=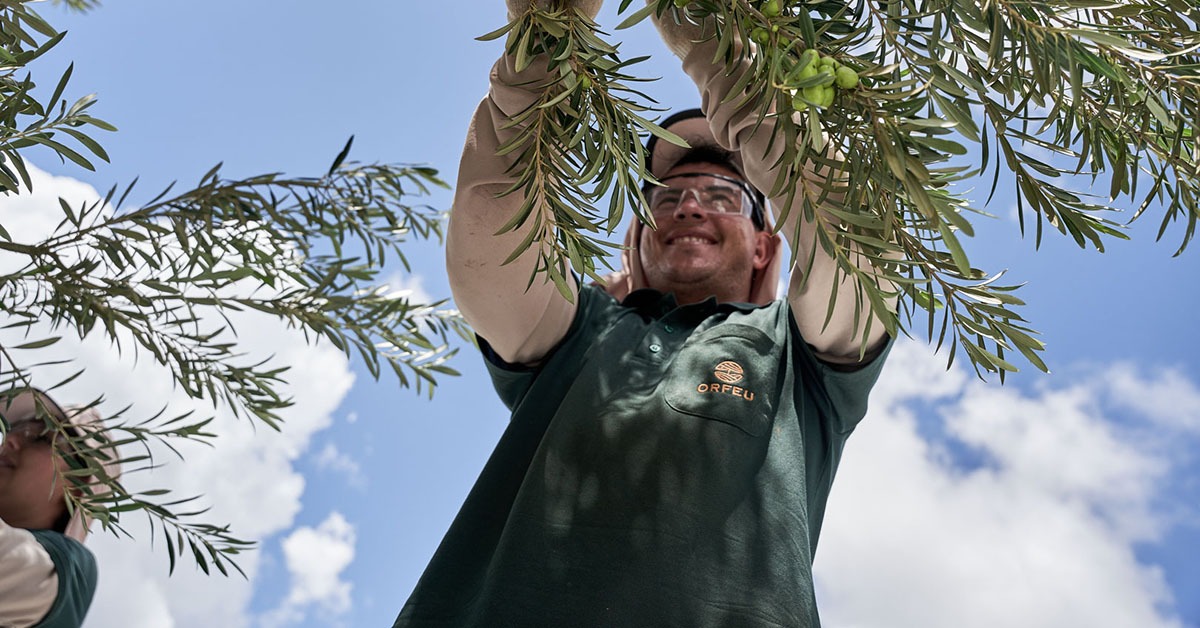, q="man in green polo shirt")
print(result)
[395,1,893,626]
[1,388,118,628]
